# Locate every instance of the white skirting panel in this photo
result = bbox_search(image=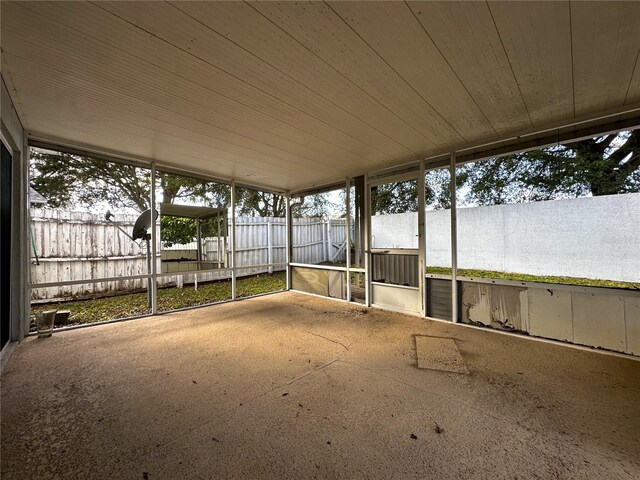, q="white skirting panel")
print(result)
[371,283,421,316]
